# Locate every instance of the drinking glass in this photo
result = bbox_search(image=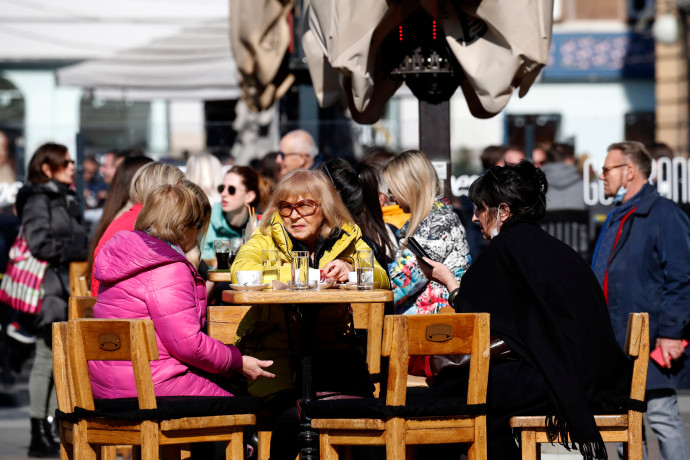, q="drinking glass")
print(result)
[291,251,309,290]
[262,249,280,287]
[356,249,375,290]
[214,239,231,270]
[229,237,244,267]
